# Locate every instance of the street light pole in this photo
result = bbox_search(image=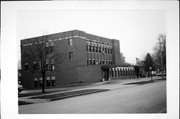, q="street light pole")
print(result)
[159,37,164,80]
